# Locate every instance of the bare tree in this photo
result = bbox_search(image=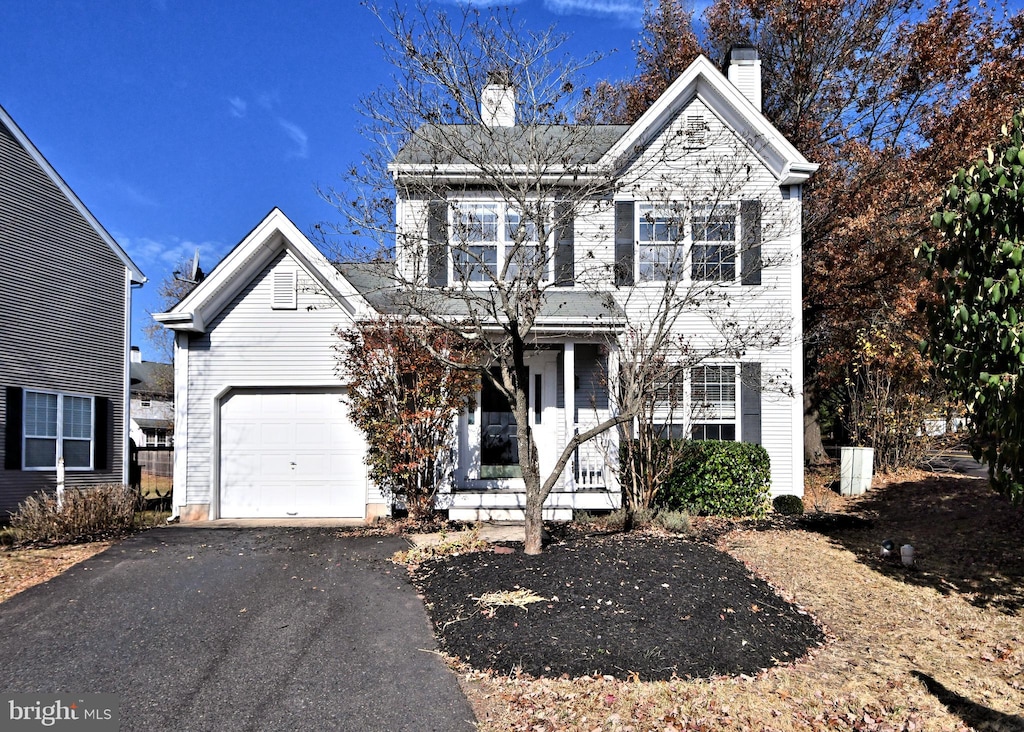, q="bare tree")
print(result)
[322,2,804,553]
